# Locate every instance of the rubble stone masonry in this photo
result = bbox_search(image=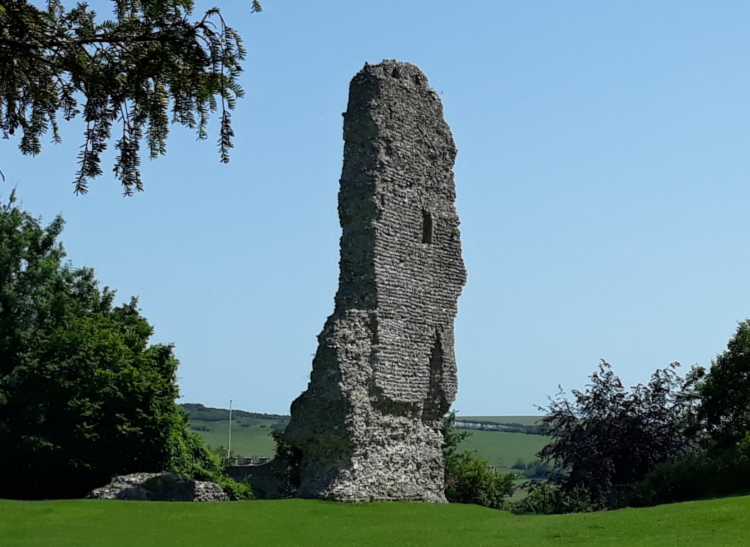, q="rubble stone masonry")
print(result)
[283,60,466,502]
